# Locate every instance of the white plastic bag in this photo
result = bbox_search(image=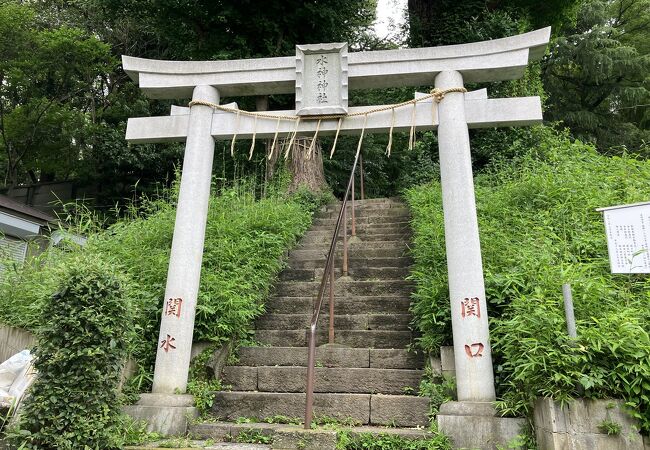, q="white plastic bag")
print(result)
[0,350,32,398]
